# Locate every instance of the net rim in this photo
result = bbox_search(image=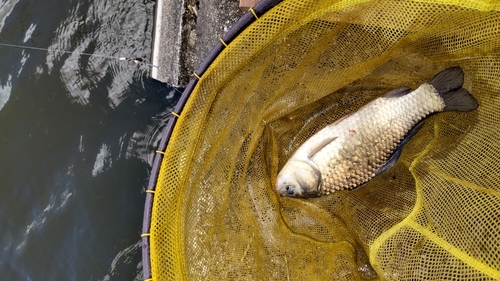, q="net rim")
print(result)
[141,1,284,280]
